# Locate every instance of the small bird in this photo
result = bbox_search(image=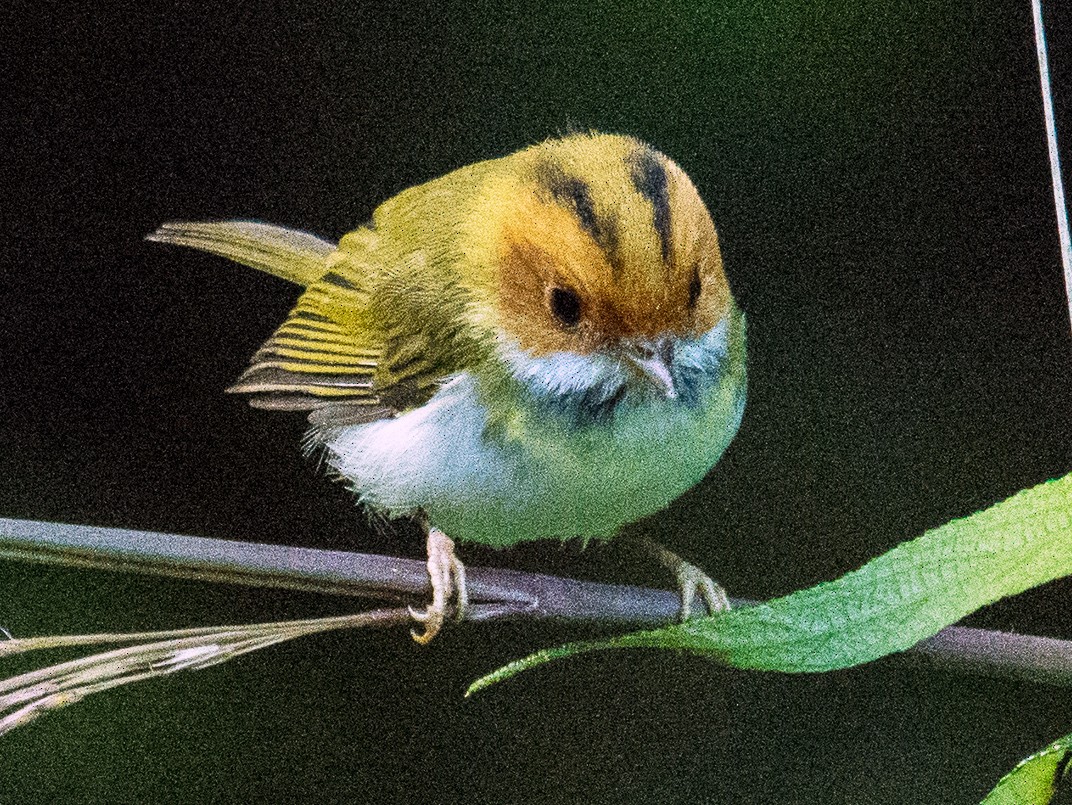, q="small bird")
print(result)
[149,132,747,642]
